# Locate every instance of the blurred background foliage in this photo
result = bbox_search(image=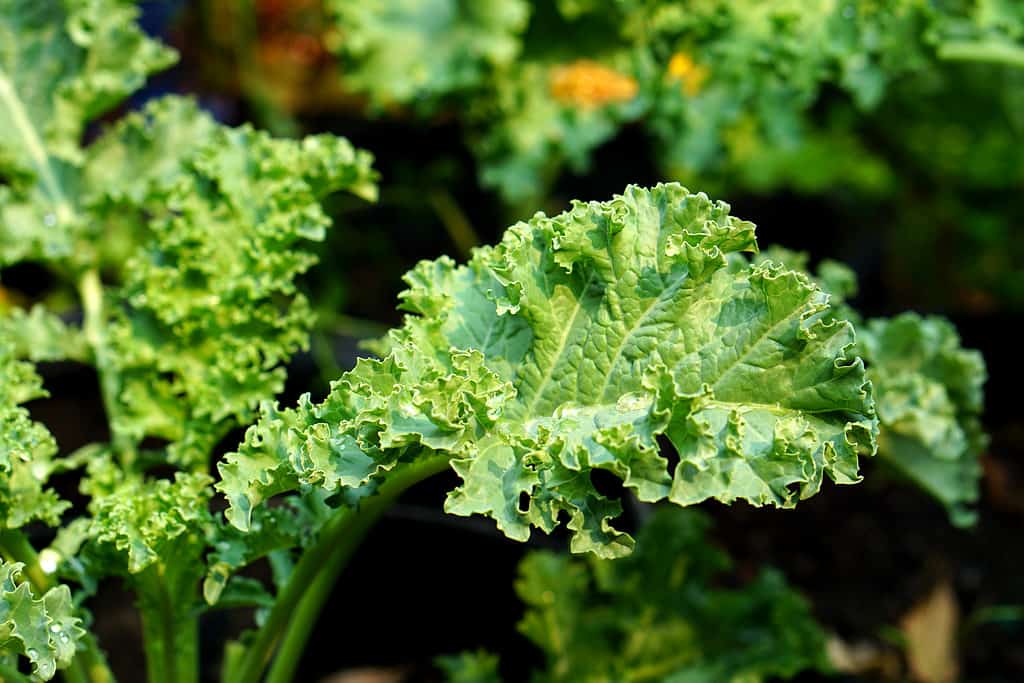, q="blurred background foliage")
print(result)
[181,0,1024,322]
